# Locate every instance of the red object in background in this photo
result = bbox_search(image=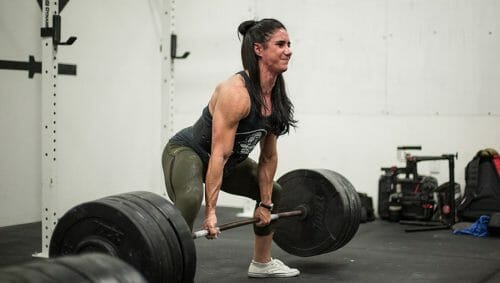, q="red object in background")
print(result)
[493,155,500,175]
[442,205,450,215]
[422,203,433,209]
